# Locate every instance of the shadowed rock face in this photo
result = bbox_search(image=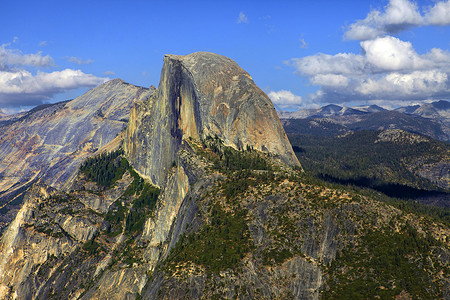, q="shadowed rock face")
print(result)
[125,52,300,185]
